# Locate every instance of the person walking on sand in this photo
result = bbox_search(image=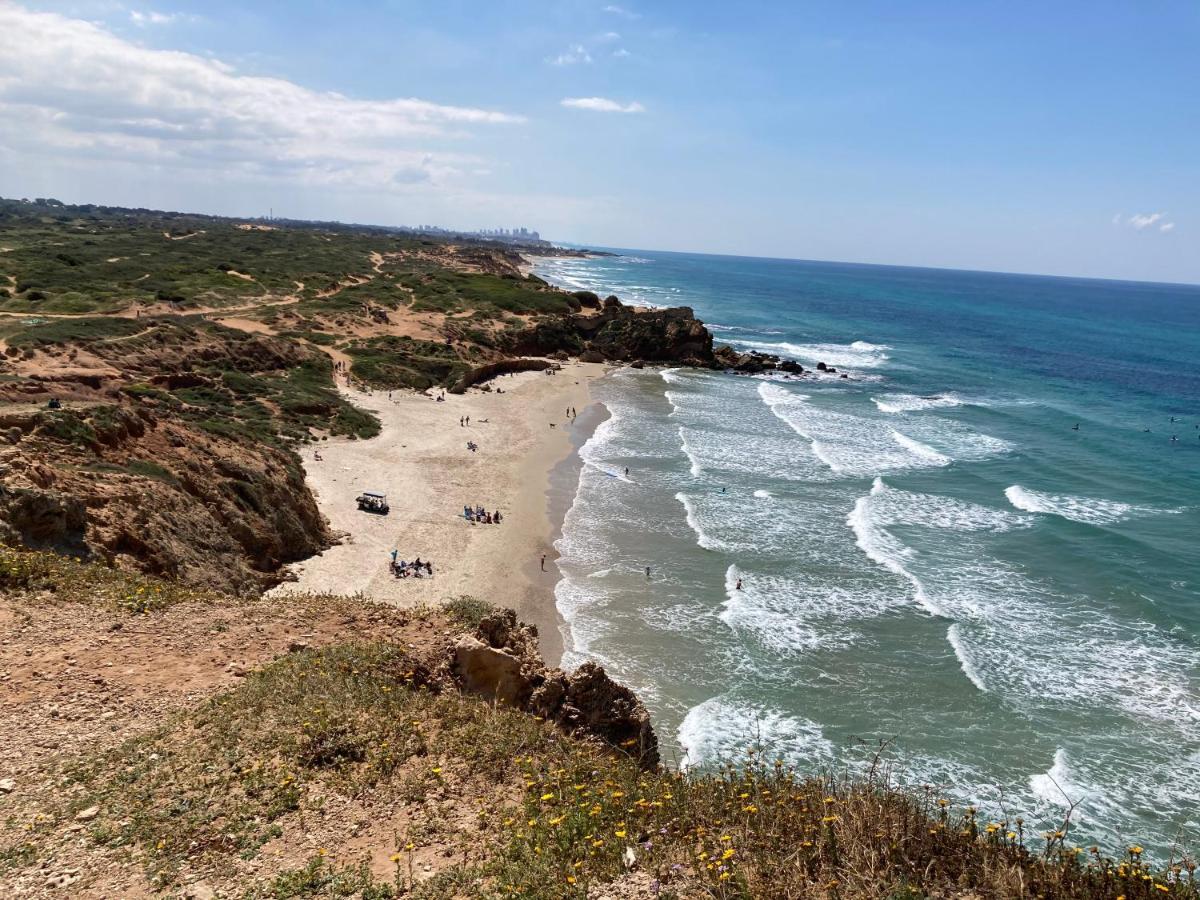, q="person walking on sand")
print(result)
[466,415,470,426]
[645,566,651,580]
[540,553,547,572]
